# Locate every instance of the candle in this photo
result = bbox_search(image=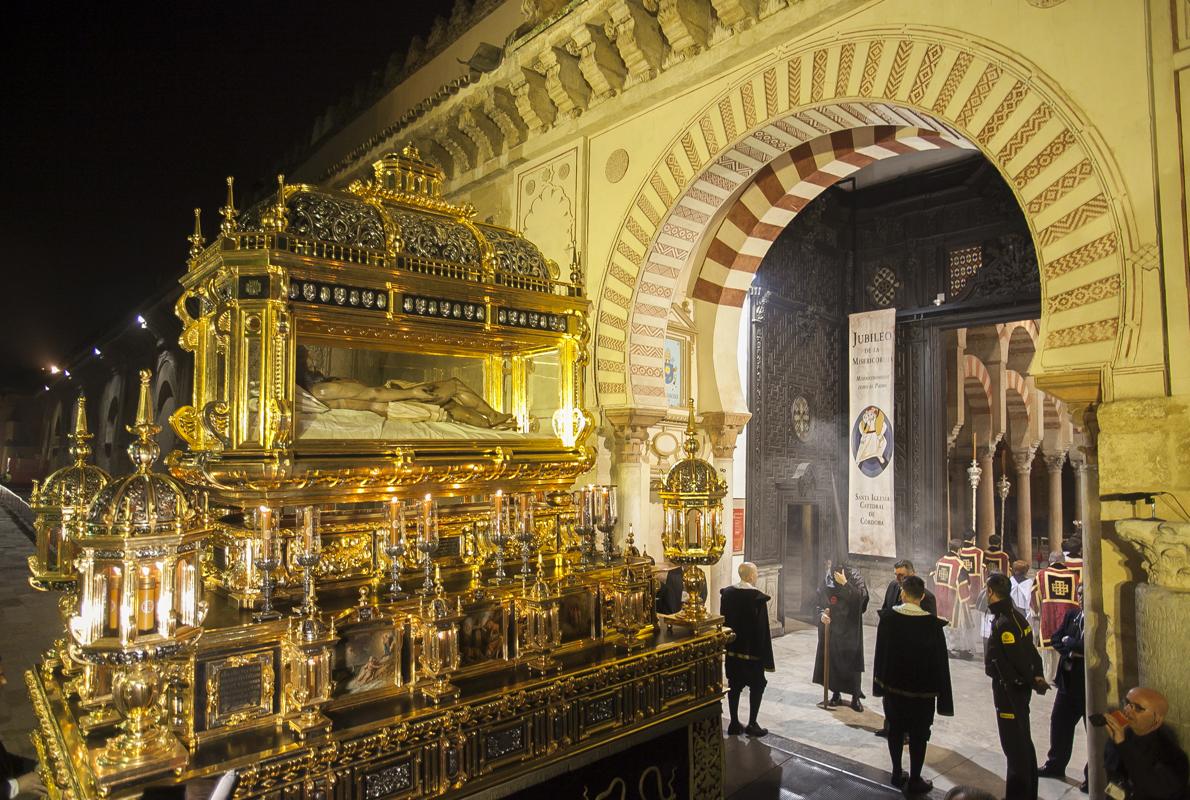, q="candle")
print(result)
[260,505,273,559]
[136,565,158,634]
[608,487,617,520]
[423,493,432,529]
[971,429,976,461]
[303,507,315,554]
[495,489,503,515]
